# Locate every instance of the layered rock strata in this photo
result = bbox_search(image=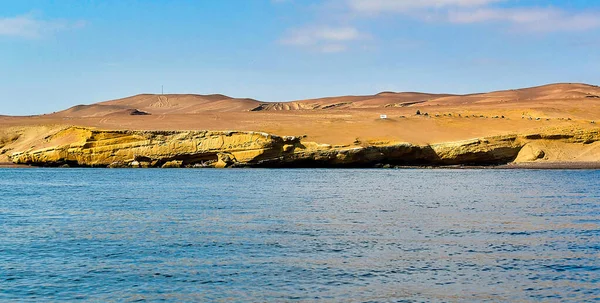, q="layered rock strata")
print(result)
[9,127,600,168]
